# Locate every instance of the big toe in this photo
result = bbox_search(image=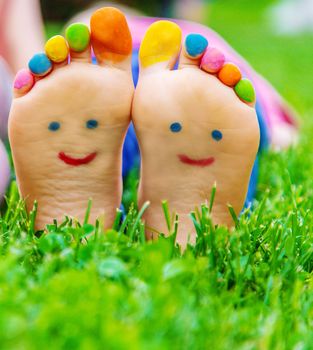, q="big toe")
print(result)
[90,7,132,70]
